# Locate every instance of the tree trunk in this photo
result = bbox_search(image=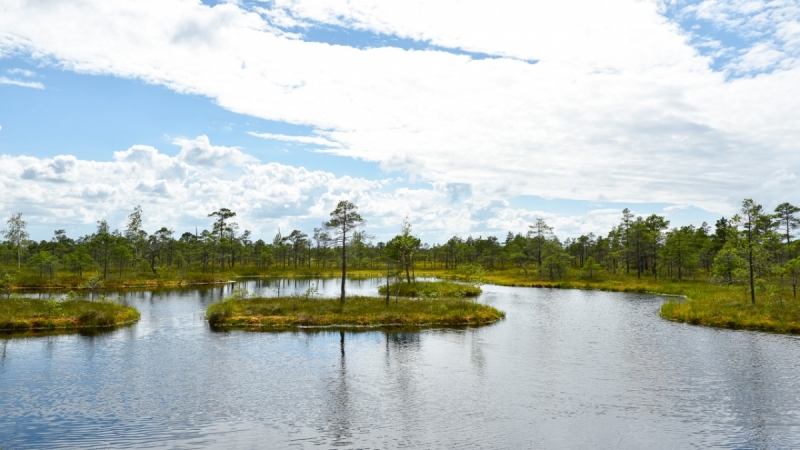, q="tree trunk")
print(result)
[749,246,756,305]
[340,231,347,305]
